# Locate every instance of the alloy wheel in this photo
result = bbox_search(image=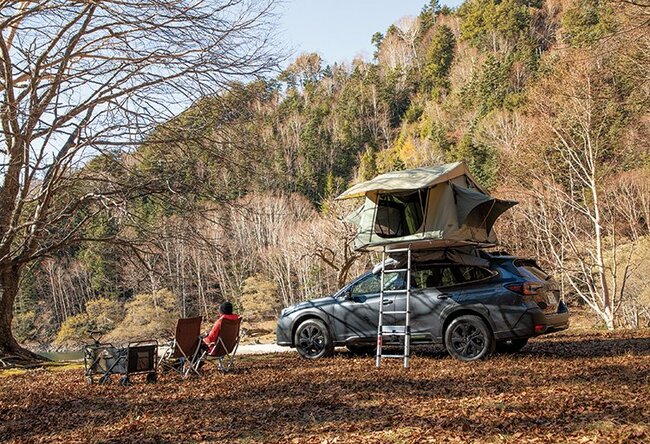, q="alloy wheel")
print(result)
[298,324,325,357]
[450,322,487,359]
